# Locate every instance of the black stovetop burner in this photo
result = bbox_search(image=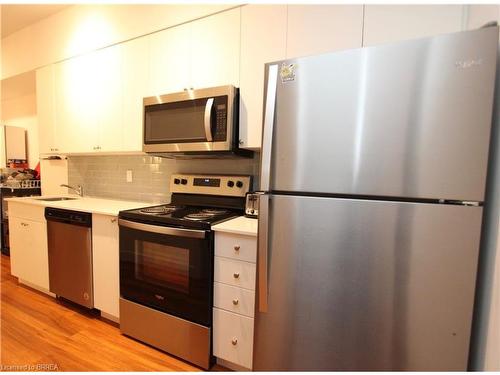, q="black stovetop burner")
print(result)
[119,200,243,230]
